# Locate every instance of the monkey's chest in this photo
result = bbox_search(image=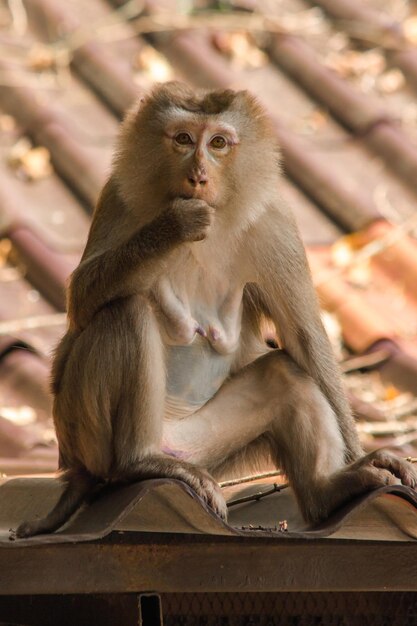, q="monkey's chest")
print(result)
[154,276,243,417]
[164,338,234,417]
[153,273,243,356]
